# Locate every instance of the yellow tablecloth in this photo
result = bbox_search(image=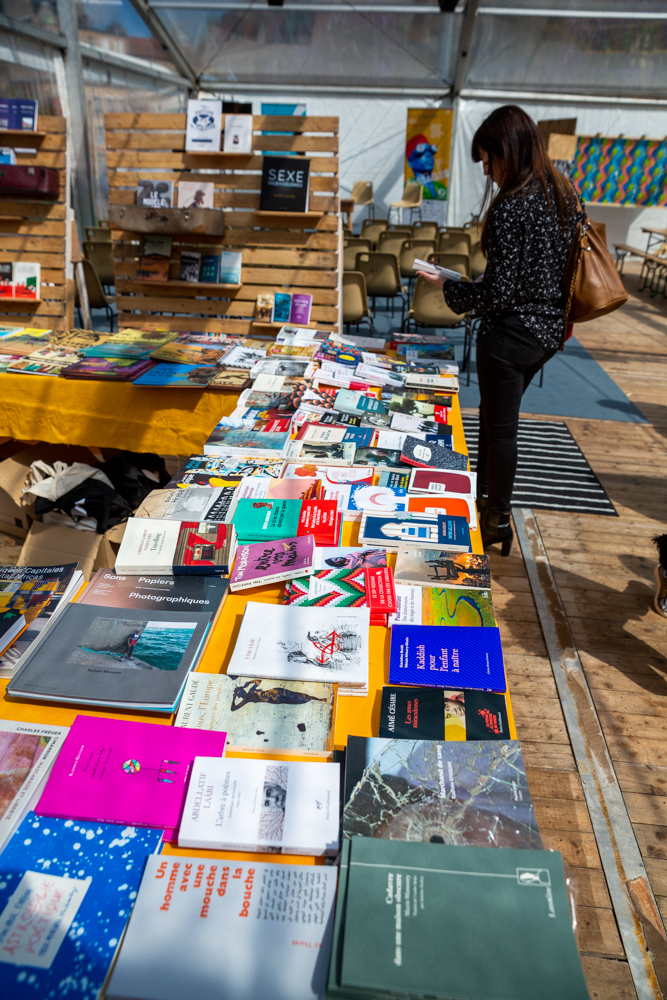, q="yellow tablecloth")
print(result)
[0,373,238,453]
[0,396,515,863]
